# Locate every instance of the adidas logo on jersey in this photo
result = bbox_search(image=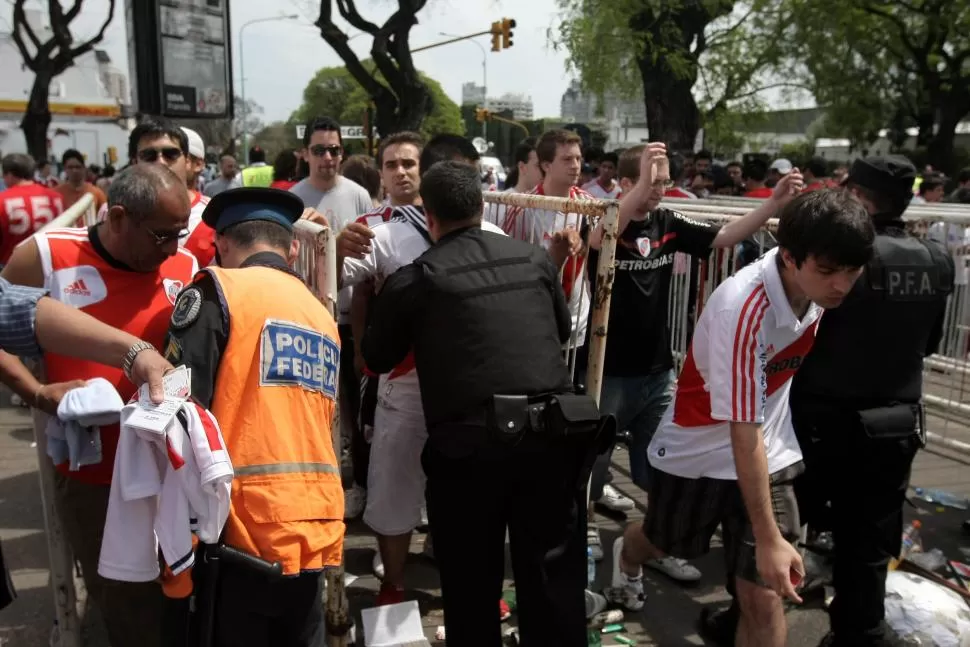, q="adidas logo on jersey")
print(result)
[64,279,91,297]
